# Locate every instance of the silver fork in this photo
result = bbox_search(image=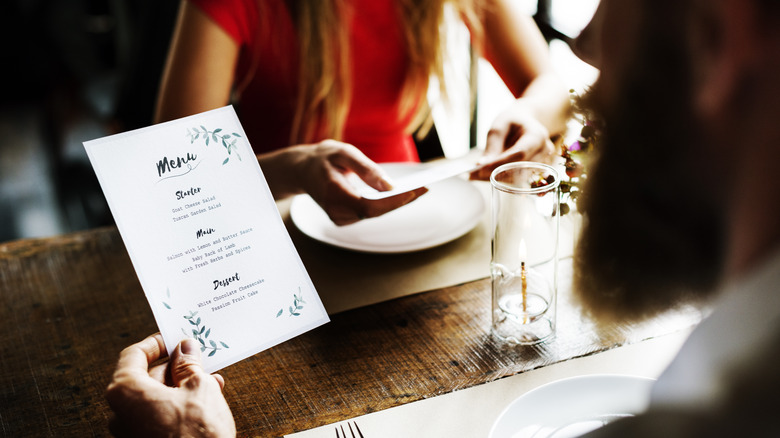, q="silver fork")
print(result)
[335,421,364,438]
